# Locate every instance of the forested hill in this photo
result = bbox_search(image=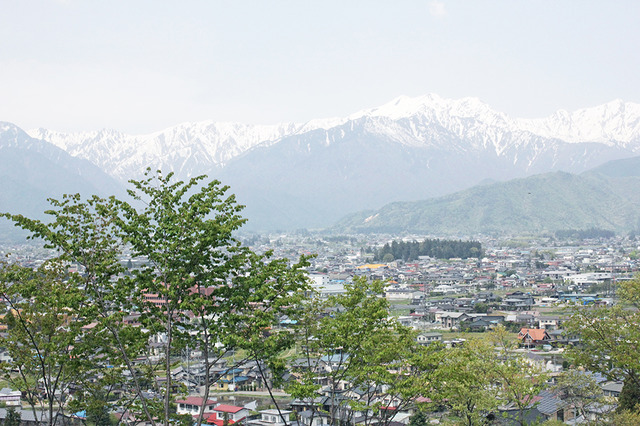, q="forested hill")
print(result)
[333,156,640,236]
[373,238,482,262]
